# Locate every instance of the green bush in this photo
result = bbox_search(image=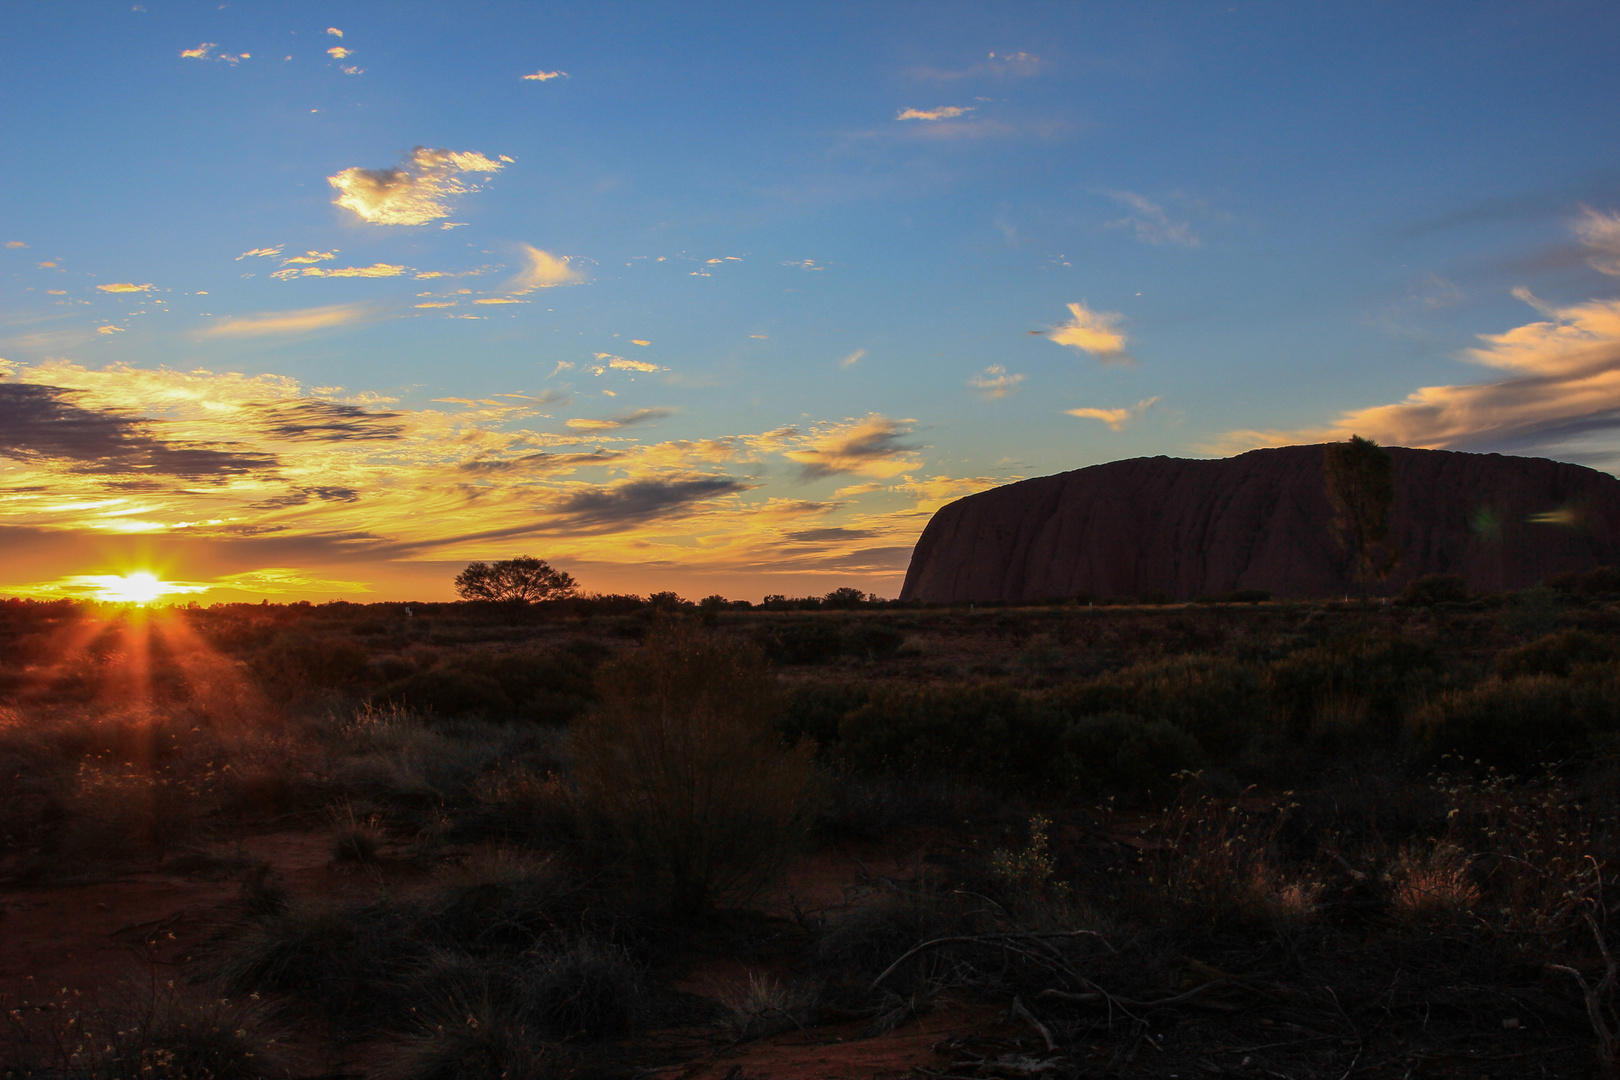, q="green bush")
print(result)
[1413,672,1620,765]
[1057,655,1266,756]
[1397,574,1470,606]
[1059,712,1202,797]
[837,684,1066,786]
[1268,636,1443,744]
[779,682,871,751]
